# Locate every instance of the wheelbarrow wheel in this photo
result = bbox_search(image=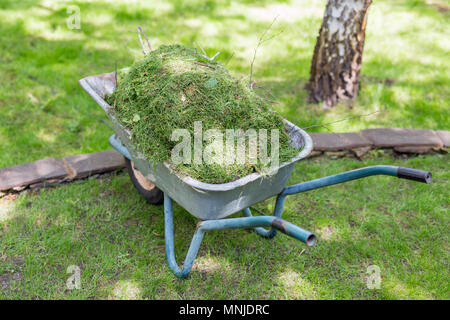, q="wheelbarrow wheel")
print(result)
[125,158,163,205]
